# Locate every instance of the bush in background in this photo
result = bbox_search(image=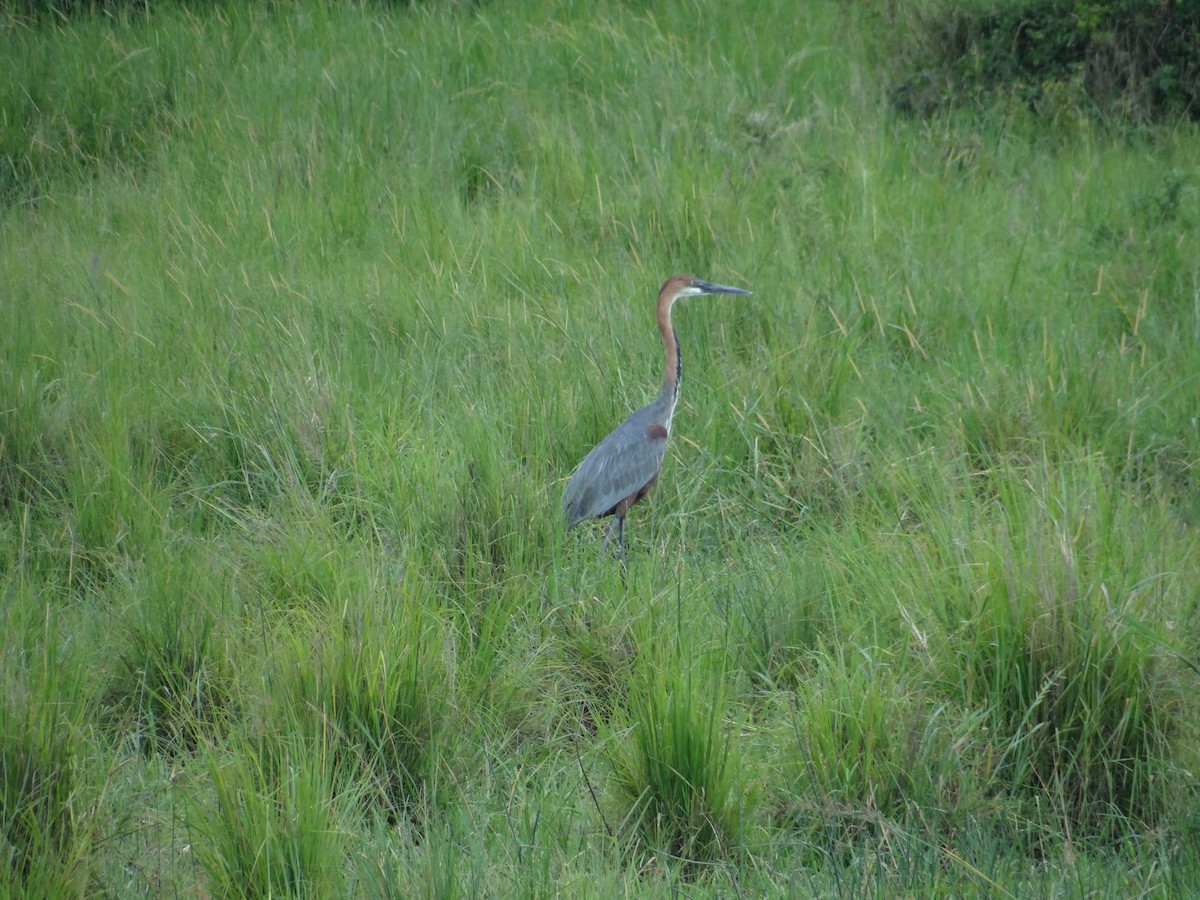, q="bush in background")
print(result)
[890,0,1200,123]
